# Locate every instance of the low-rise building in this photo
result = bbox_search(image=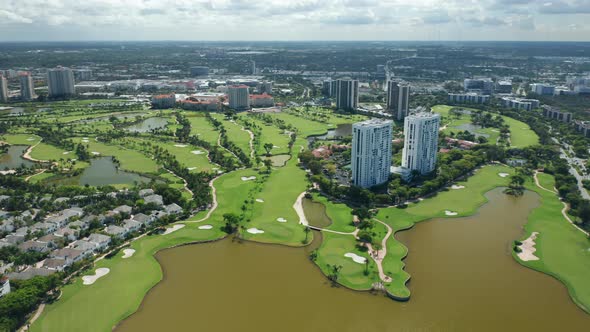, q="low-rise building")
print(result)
[123,219,142,233]
[18,240,50,253]
[54,227,80,242]
[0,276,10,298]
[448,93,490,104]
[113,205,133,215]
[501,97,540,111]
[164,203,183,215]
[138,189,155,197]
[105,225,127,238]
[542,105,572,123]
[574,120,590,138]
[131,213,153,226]
[51,248,86,266]
[250,94,275,108]
[144,194,164,206]
[88,233,111,251]
[42,258,68,271]
[180,99,221,112]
